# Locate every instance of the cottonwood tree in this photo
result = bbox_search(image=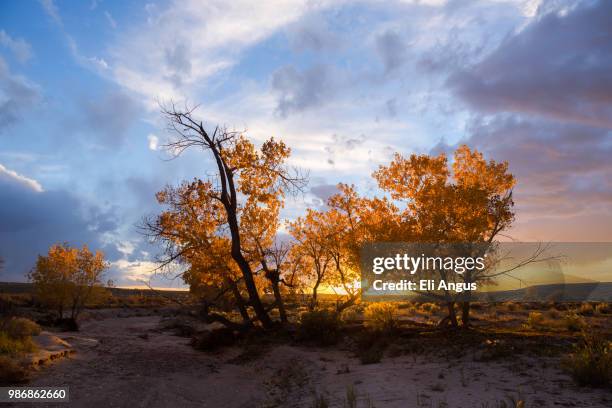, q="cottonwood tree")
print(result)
[373,145,516,327]
[144,103,305,330]
[289,184,399,312]
[288,210,333,310]
[29,243,107,321]
[325,184,398,311]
